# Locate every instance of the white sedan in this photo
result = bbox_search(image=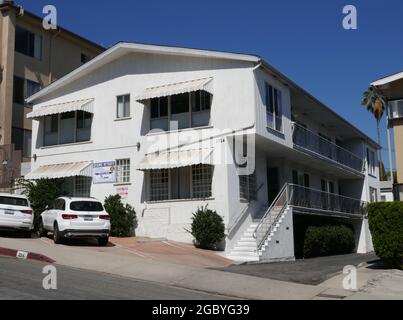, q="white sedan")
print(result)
[0,193,34,236]
[39,197,111,246]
